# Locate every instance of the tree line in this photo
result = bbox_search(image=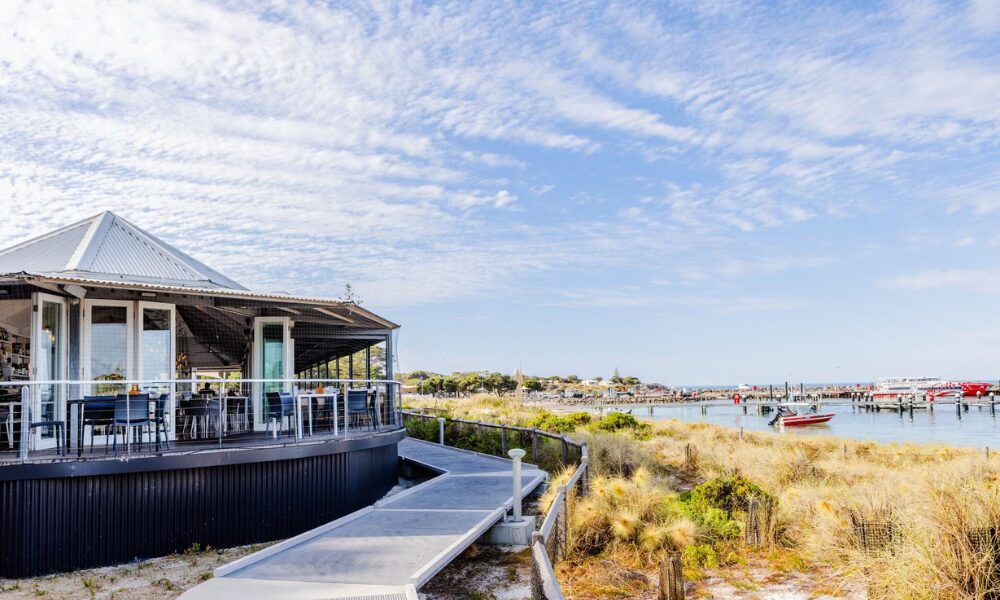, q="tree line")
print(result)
[401,369,642,396]
[406,371,518,396]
